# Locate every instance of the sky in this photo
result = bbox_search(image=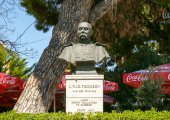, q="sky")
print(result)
[7,3,52,67]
